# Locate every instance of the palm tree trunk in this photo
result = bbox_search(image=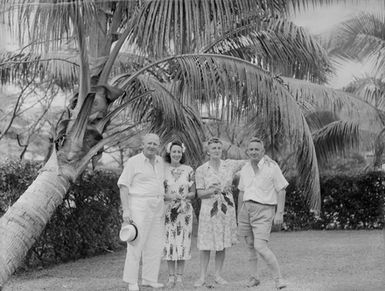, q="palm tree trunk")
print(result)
[0,154,72,287]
